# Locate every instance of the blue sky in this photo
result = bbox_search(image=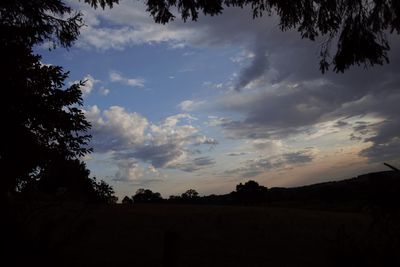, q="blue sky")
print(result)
[37,1,400,199]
